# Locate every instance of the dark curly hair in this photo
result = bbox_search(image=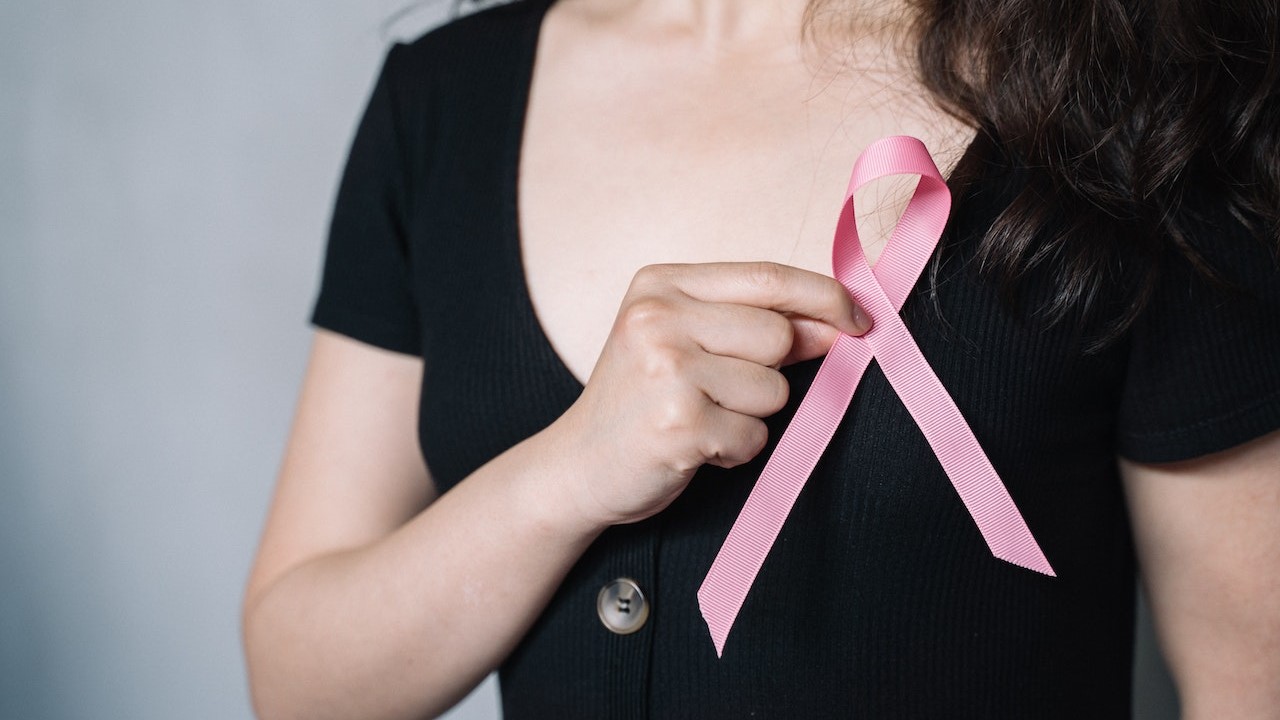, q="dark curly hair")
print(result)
[862,0,1279,351]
